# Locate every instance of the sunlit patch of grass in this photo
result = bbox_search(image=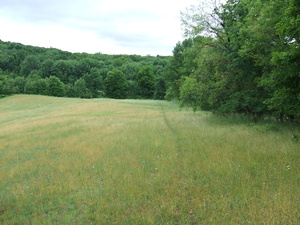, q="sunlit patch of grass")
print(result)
[0,95,299,224]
